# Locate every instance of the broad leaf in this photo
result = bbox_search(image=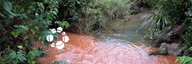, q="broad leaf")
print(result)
[16,52,26,62]
[11,25,28,38]
[11,30,20,38]
[3,1,12,11]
